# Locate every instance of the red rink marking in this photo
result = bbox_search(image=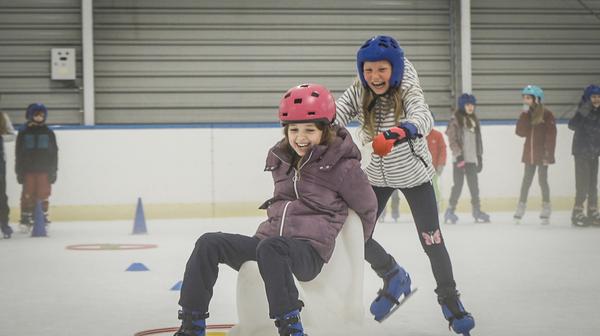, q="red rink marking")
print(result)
[134,324,234,336]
